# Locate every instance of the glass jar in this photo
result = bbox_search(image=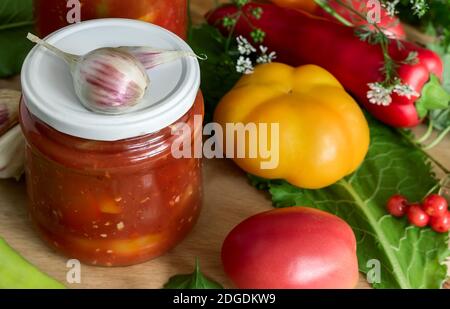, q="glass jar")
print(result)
[20,94,203,266]
[34,0,188,39]
[20,19,202,266]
